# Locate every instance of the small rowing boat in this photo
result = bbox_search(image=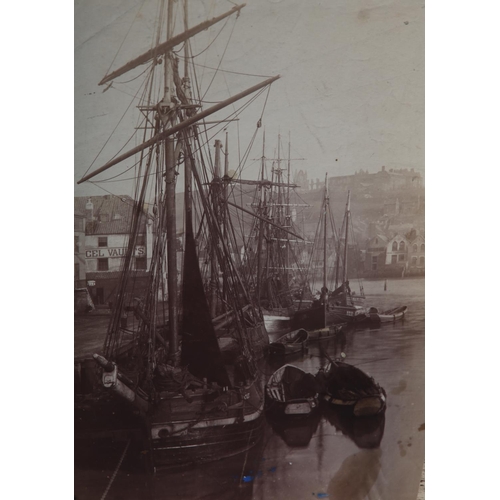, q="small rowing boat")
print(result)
[316,362,386,417]
[369,305,407,323]
[266,365,319,416]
